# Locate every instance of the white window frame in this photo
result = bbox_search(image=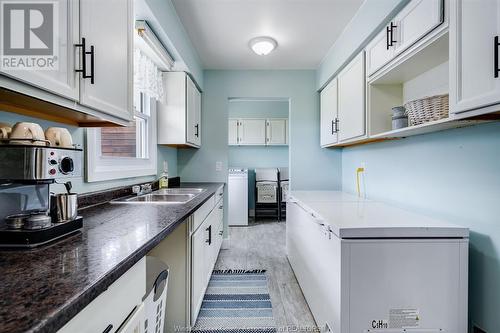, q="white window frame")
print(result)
[85,97,157,182]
